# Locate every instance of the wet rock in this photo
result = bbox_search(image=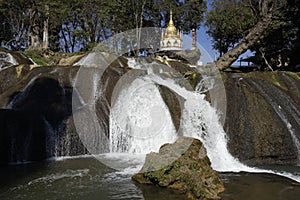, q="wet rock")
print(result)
[158,85,183,132]
[223,72,300,165]
[58,54,85,65]
[0,48,33,70]
[0,53,130,163]
[132,137,224,200]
